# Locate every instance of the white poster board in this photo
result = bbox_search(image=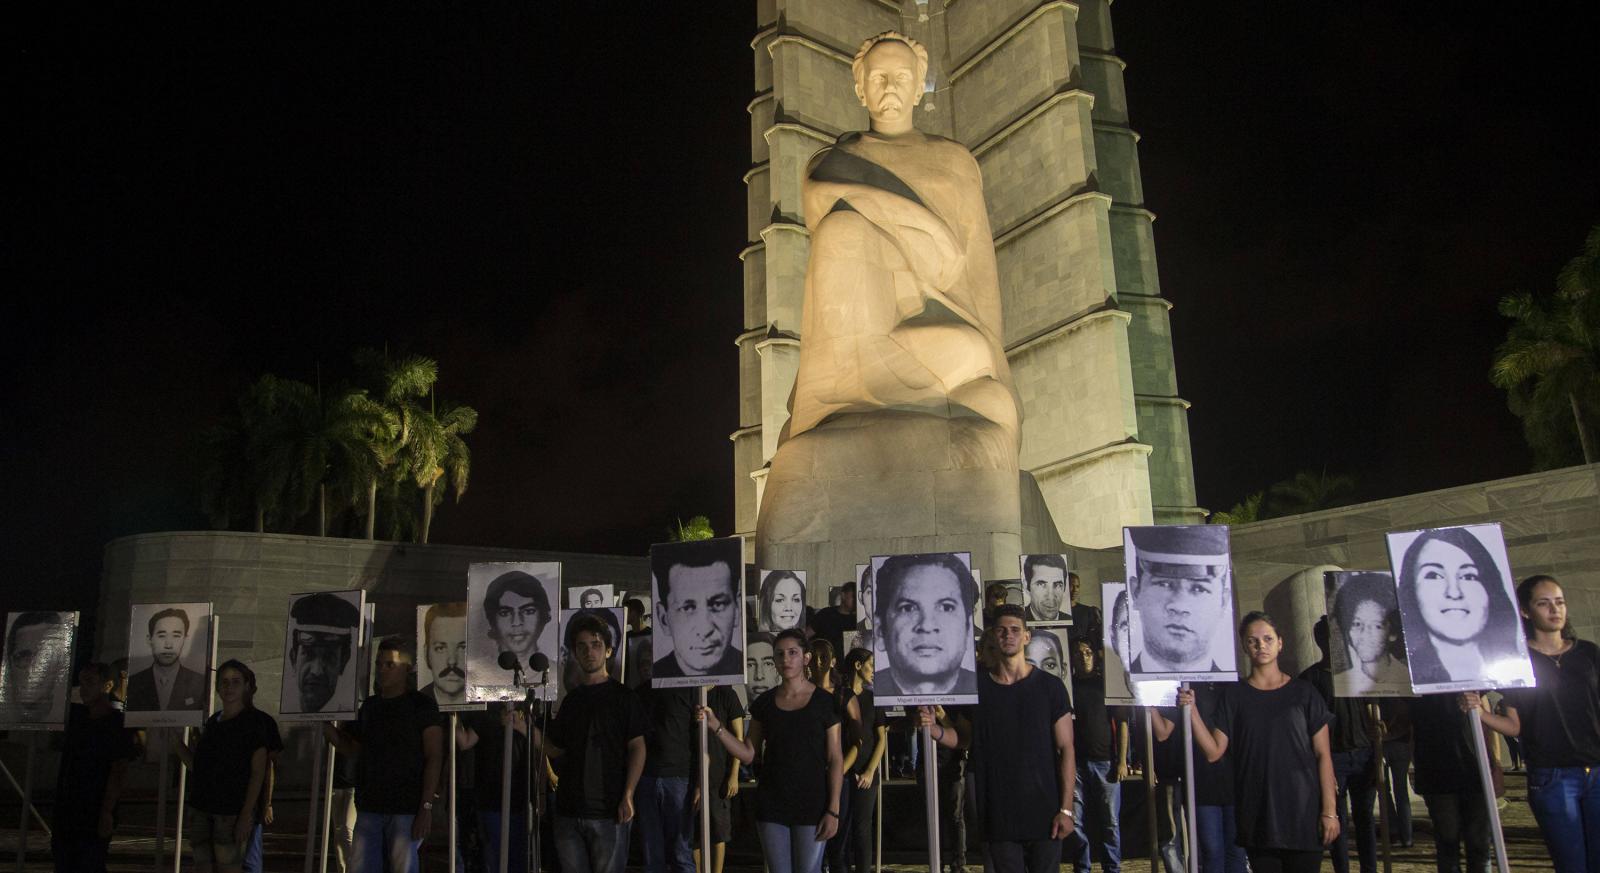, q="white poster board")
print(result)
[567,585,616,609]
[649,536,746,689]
[1123,526,1239,683]
[0,611,77,730]
[869,552,979,707]
[1102,583,1177,707]
[279,590,364,722]
[415,603,484,712]
[1324,571,1415,698]
[125,602,213,727]
[467,562,561,703]
[1386,523,1534,694]
[755,570,807,634]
